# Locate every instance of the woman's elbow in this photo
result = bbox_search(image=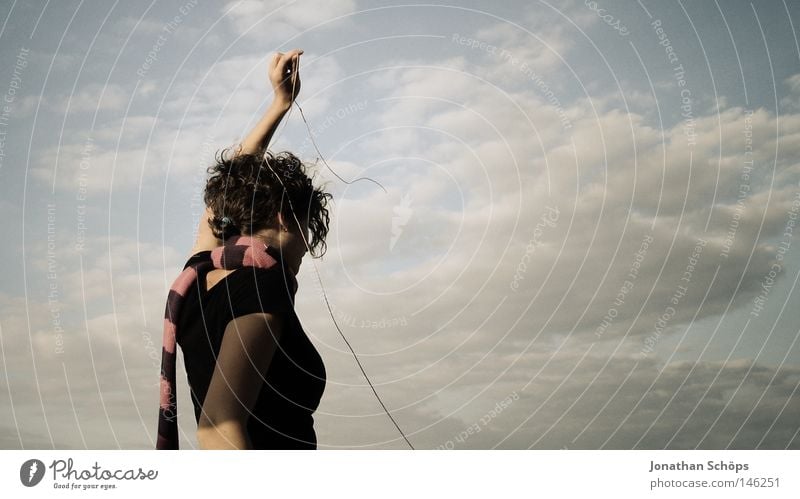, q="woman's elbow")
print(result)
[196,418,251,450]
